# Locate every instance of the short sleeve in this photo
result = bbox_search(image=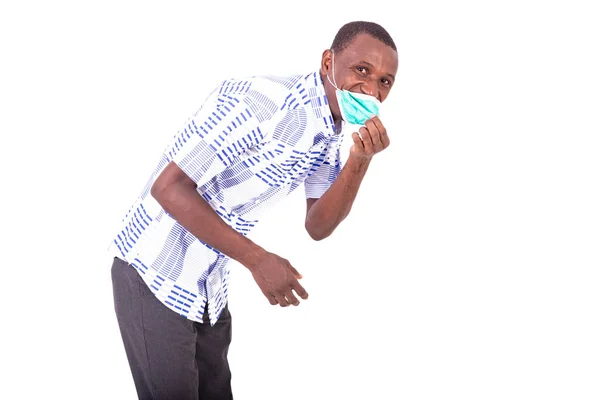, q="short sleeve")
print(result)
[171,80,280,188]
[304,135,343,199]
